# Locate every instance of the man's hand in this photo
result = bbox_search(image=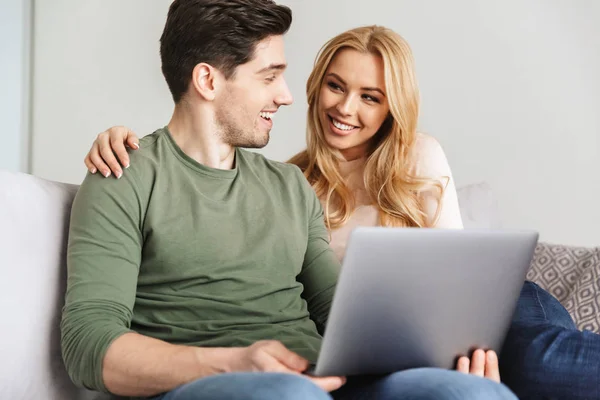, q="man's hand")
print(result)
[228,340,346,392]
[456,349,500,383]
